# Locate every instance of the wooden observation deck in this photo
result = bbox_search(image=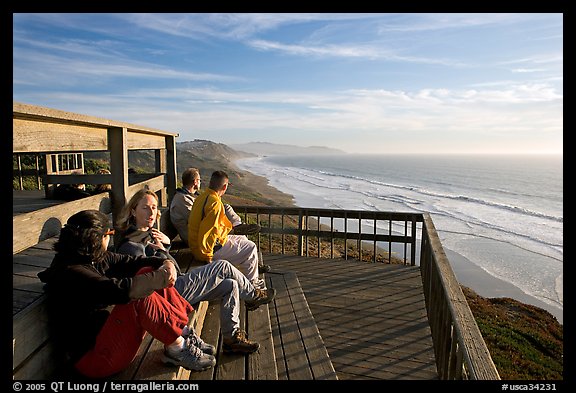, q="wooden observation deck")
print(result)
[12,102,500,381]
